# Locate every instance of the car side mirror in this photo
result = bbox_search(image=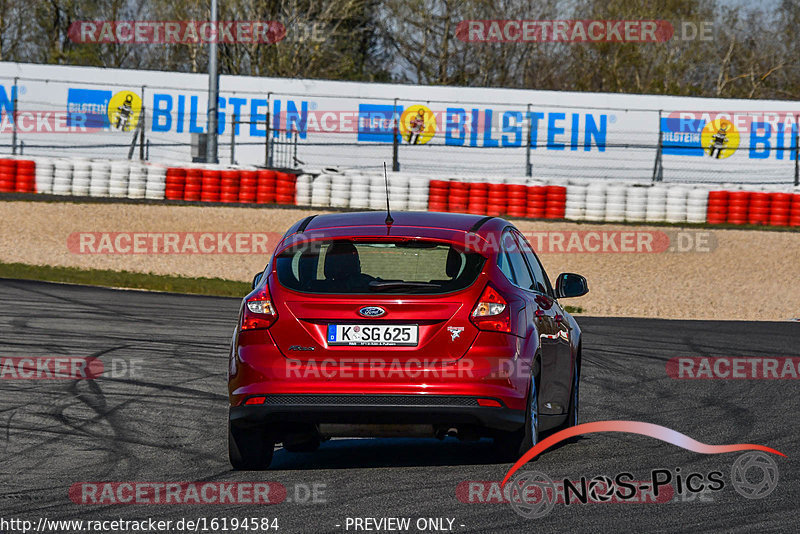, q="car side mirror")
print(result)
[252,271,264,289]
[555,273,588,299]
